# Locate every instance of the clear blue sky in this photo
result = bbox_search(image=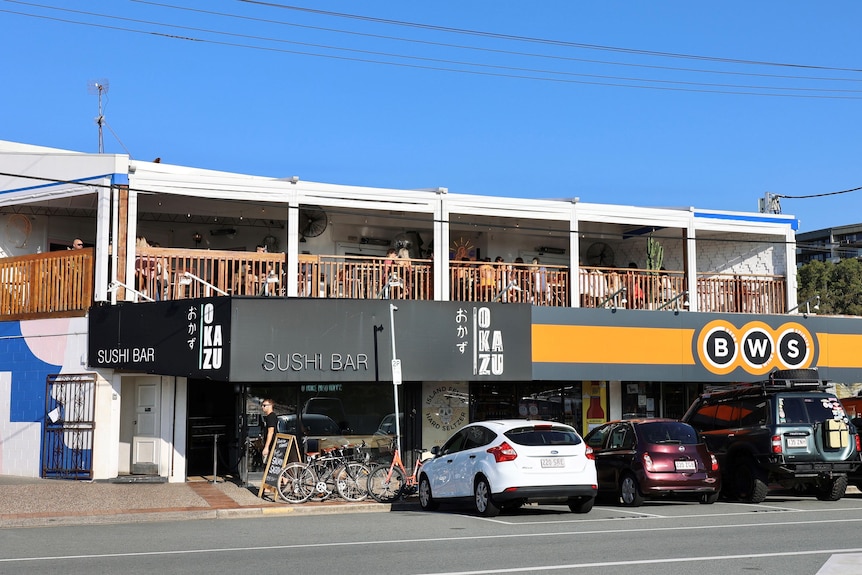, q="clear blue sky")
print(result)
[2,1,861,233]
